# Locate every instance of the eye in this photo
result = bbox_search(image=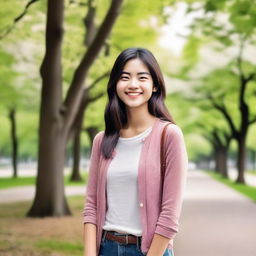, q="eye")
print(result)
[120,76,129,80]
[139,76,148,80]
